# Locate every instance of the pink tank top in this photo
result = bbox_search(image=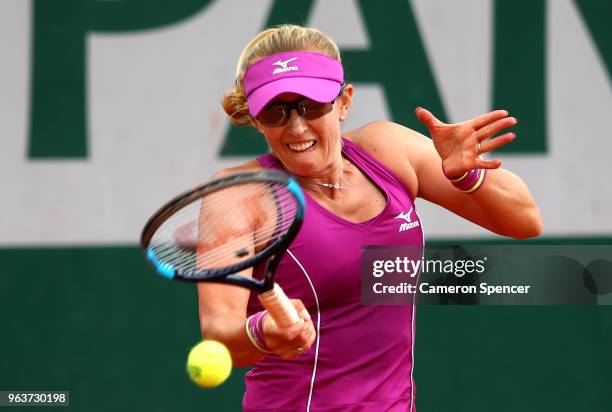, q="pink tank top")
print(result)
[244,137,424,412]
